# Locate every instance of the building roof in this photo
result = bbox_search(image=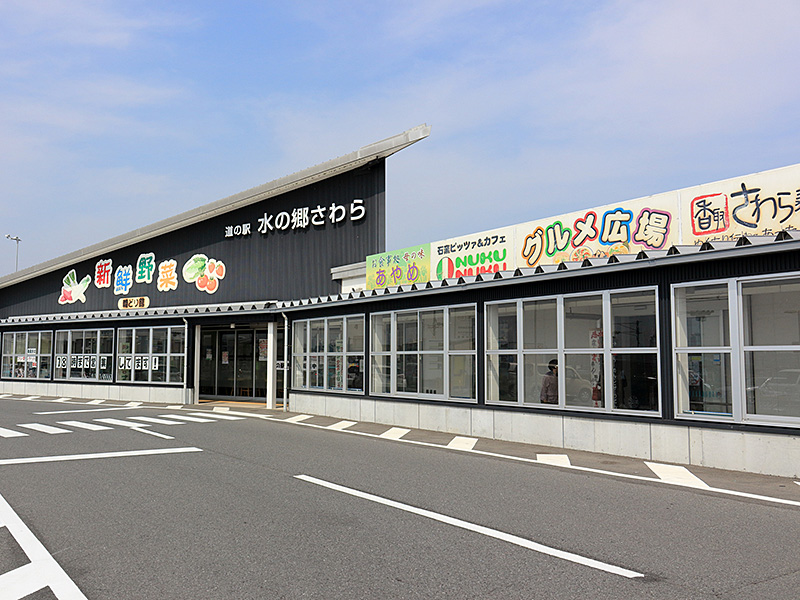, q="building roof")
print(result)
[0,124,431,291]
